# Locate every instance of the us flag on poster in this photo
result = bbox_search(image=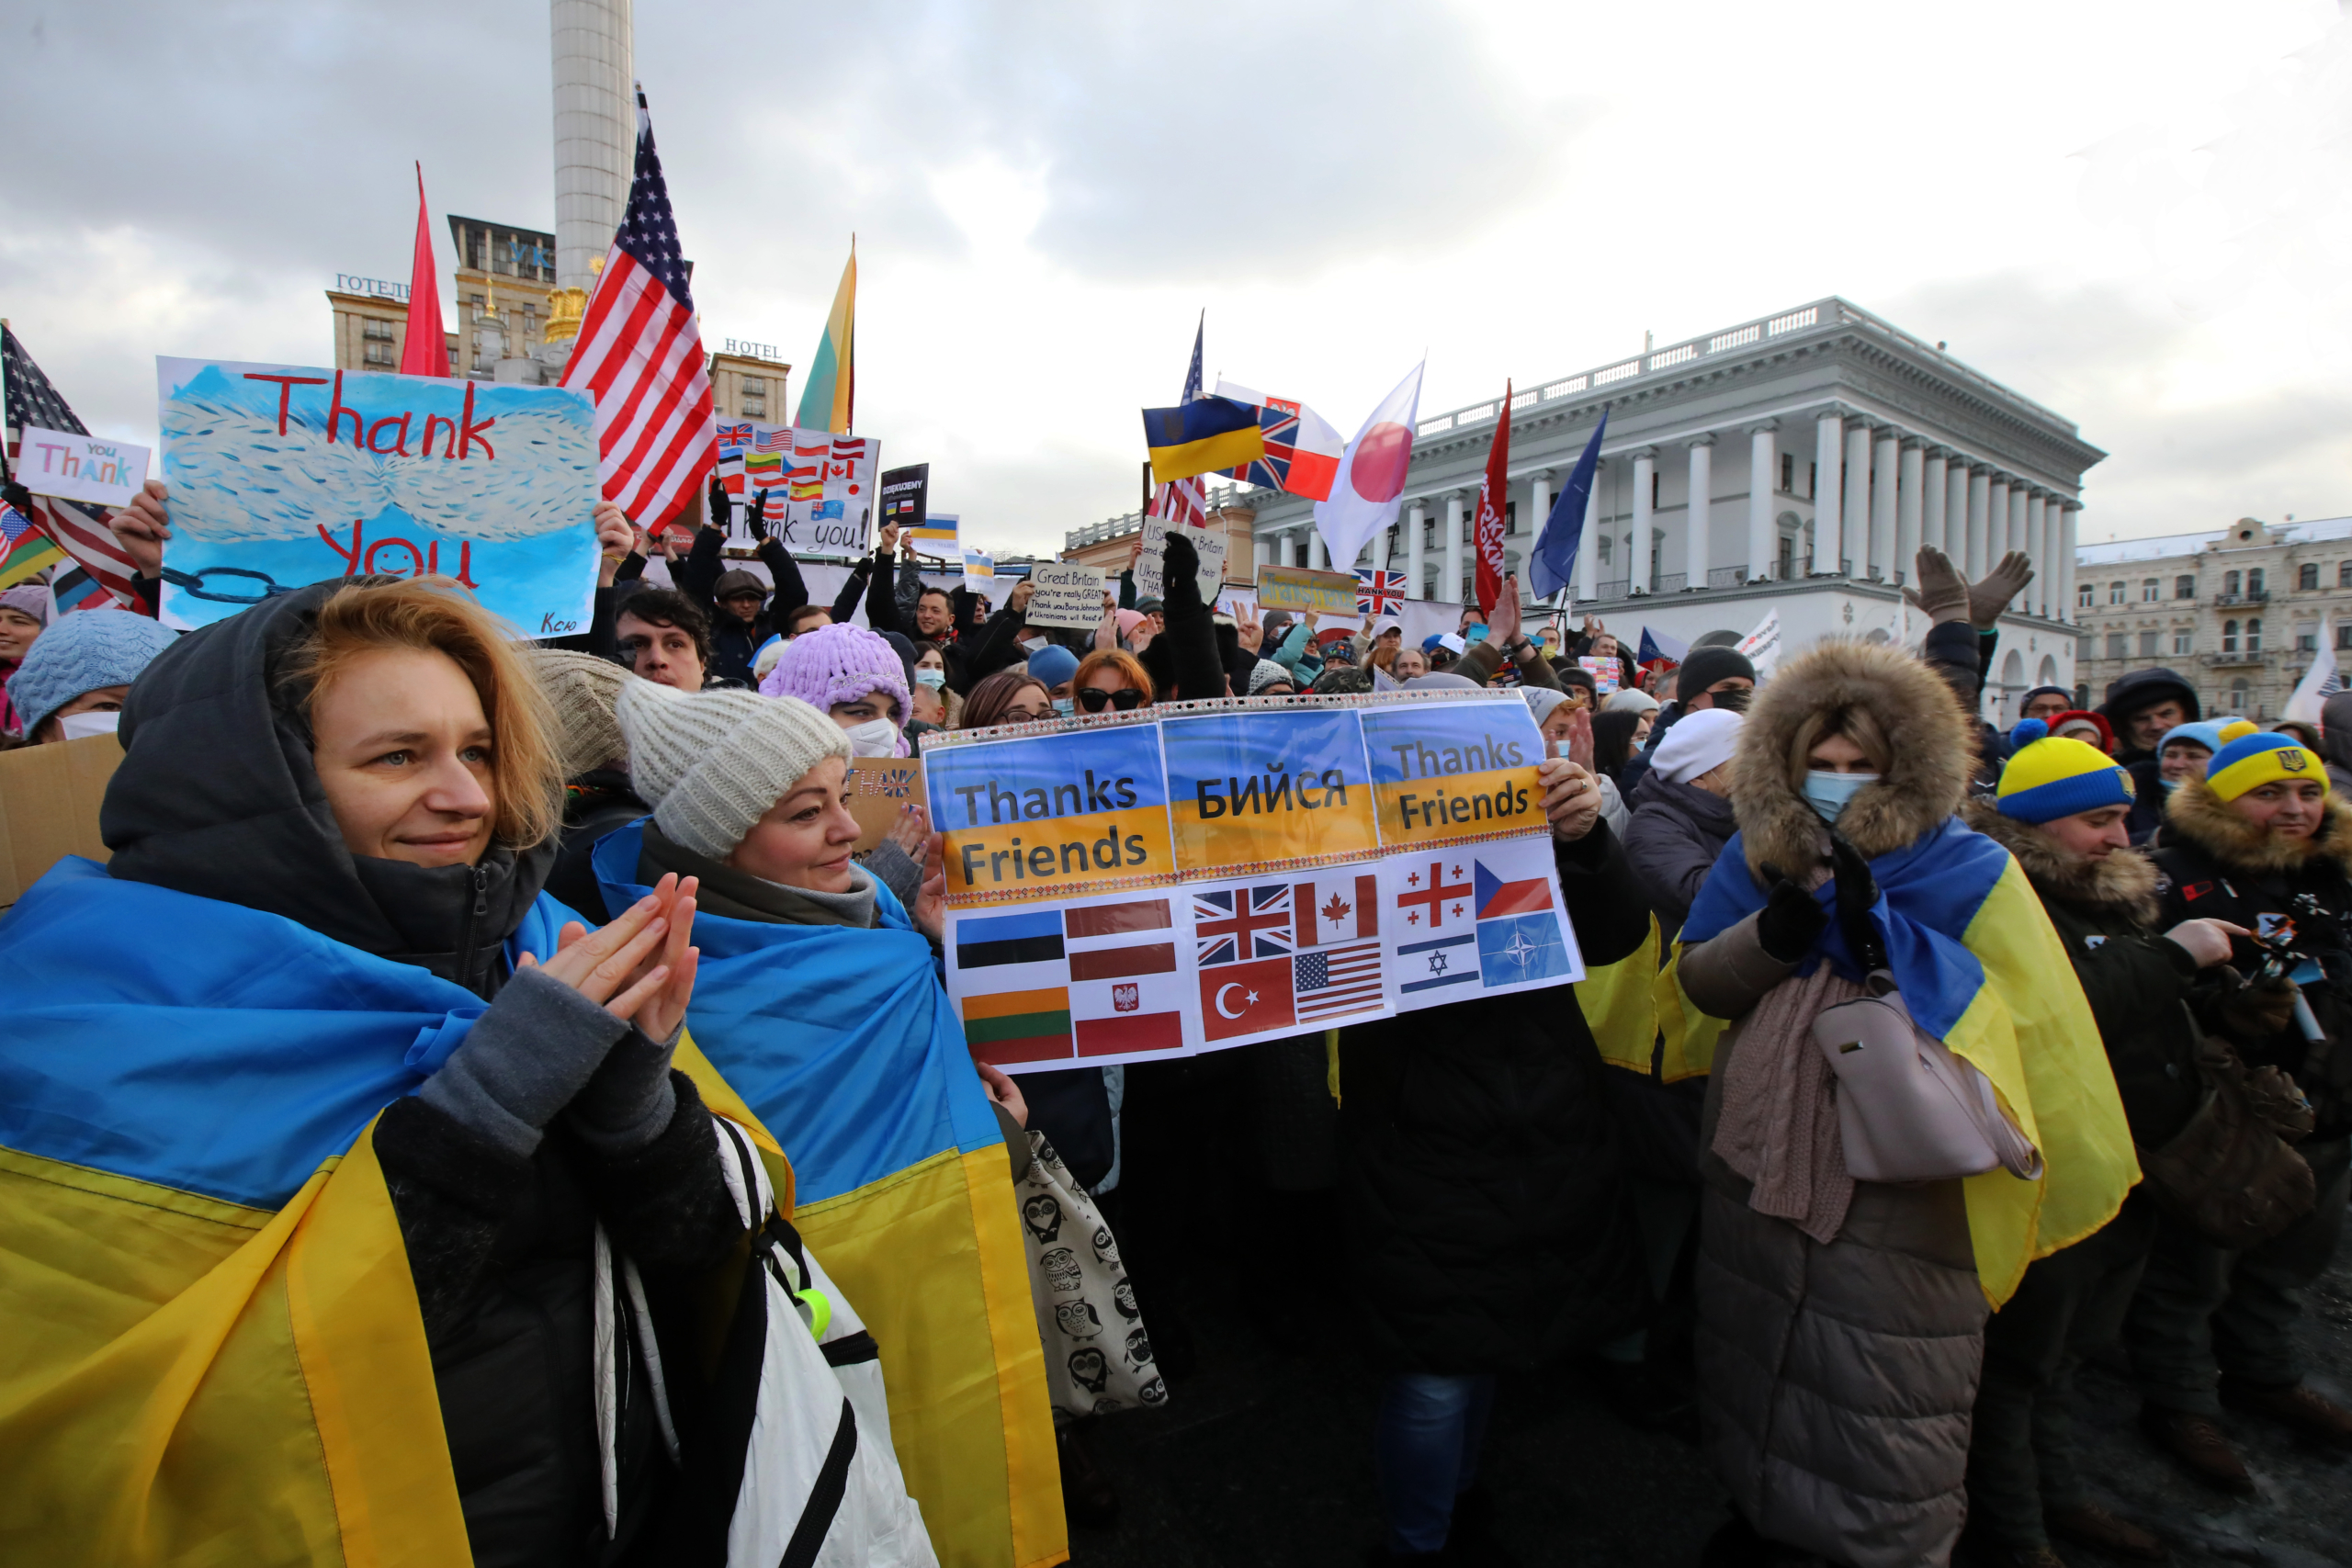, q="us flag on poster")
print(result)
[1290,869,1388,1025]
[560,91,717,528]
